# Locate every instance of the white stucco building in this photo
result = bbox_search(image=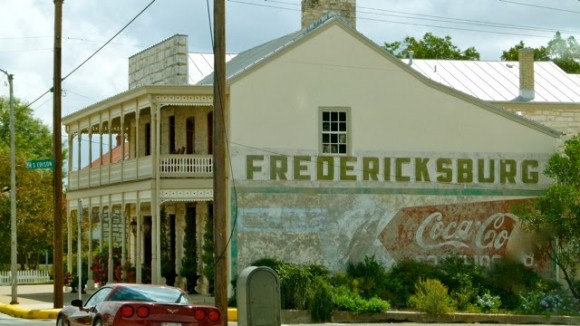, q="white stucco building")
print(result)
[63,0,573,294]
